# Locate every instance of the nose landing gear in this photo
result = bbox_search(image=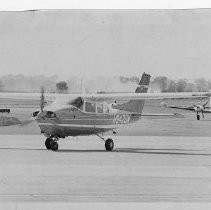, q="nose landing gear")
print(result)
[45,137,59,151]
[45,138,51,150]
